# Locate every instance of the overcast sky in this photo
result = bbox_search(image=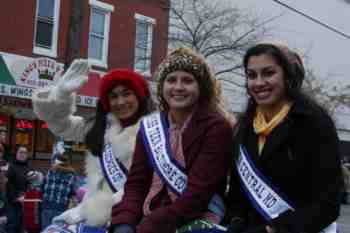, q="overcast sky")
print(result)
[233,0,350,82]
